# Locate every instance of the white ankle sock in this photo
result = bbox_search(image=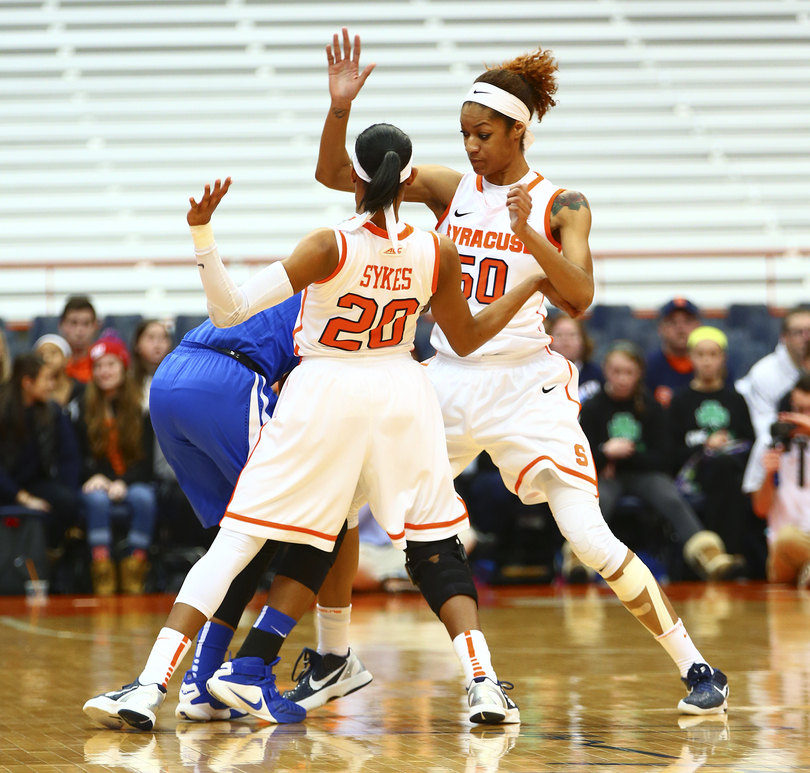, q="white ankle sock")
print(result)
[452,629,497,688]
[316,604,351,657]
[655,619,706,679]
[138,627,192,688]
